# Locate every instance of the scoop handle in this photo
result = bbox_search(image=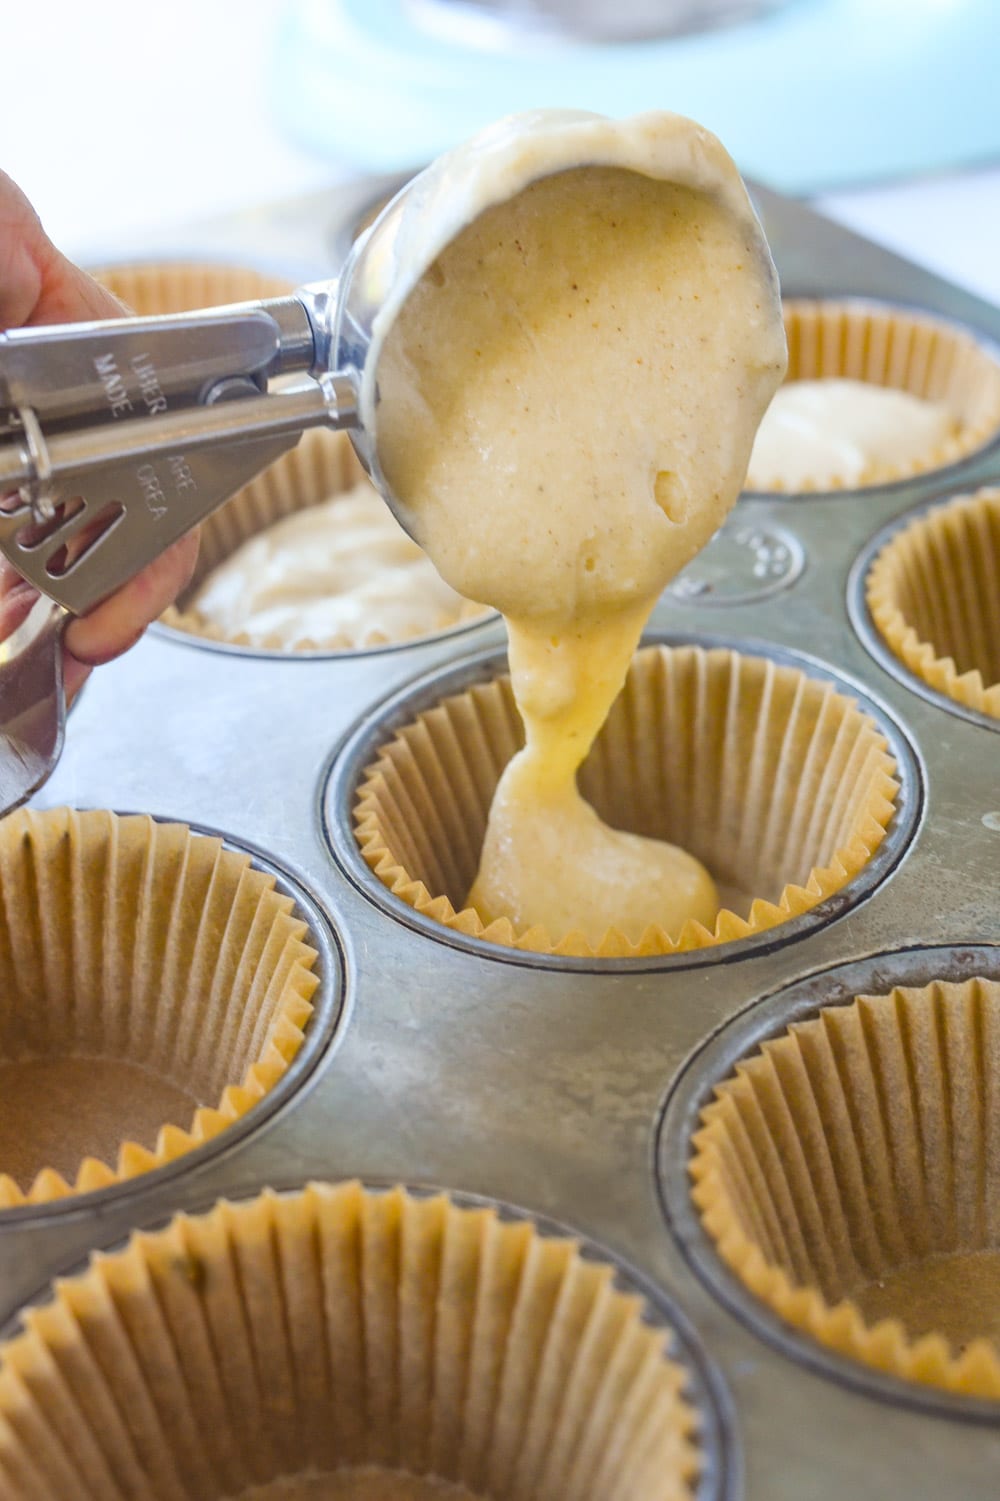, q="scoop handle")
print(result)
[0,284,355,617]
